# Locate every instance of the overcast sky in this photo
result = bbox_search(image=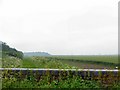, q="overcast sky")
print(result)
[0,0,119,55]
